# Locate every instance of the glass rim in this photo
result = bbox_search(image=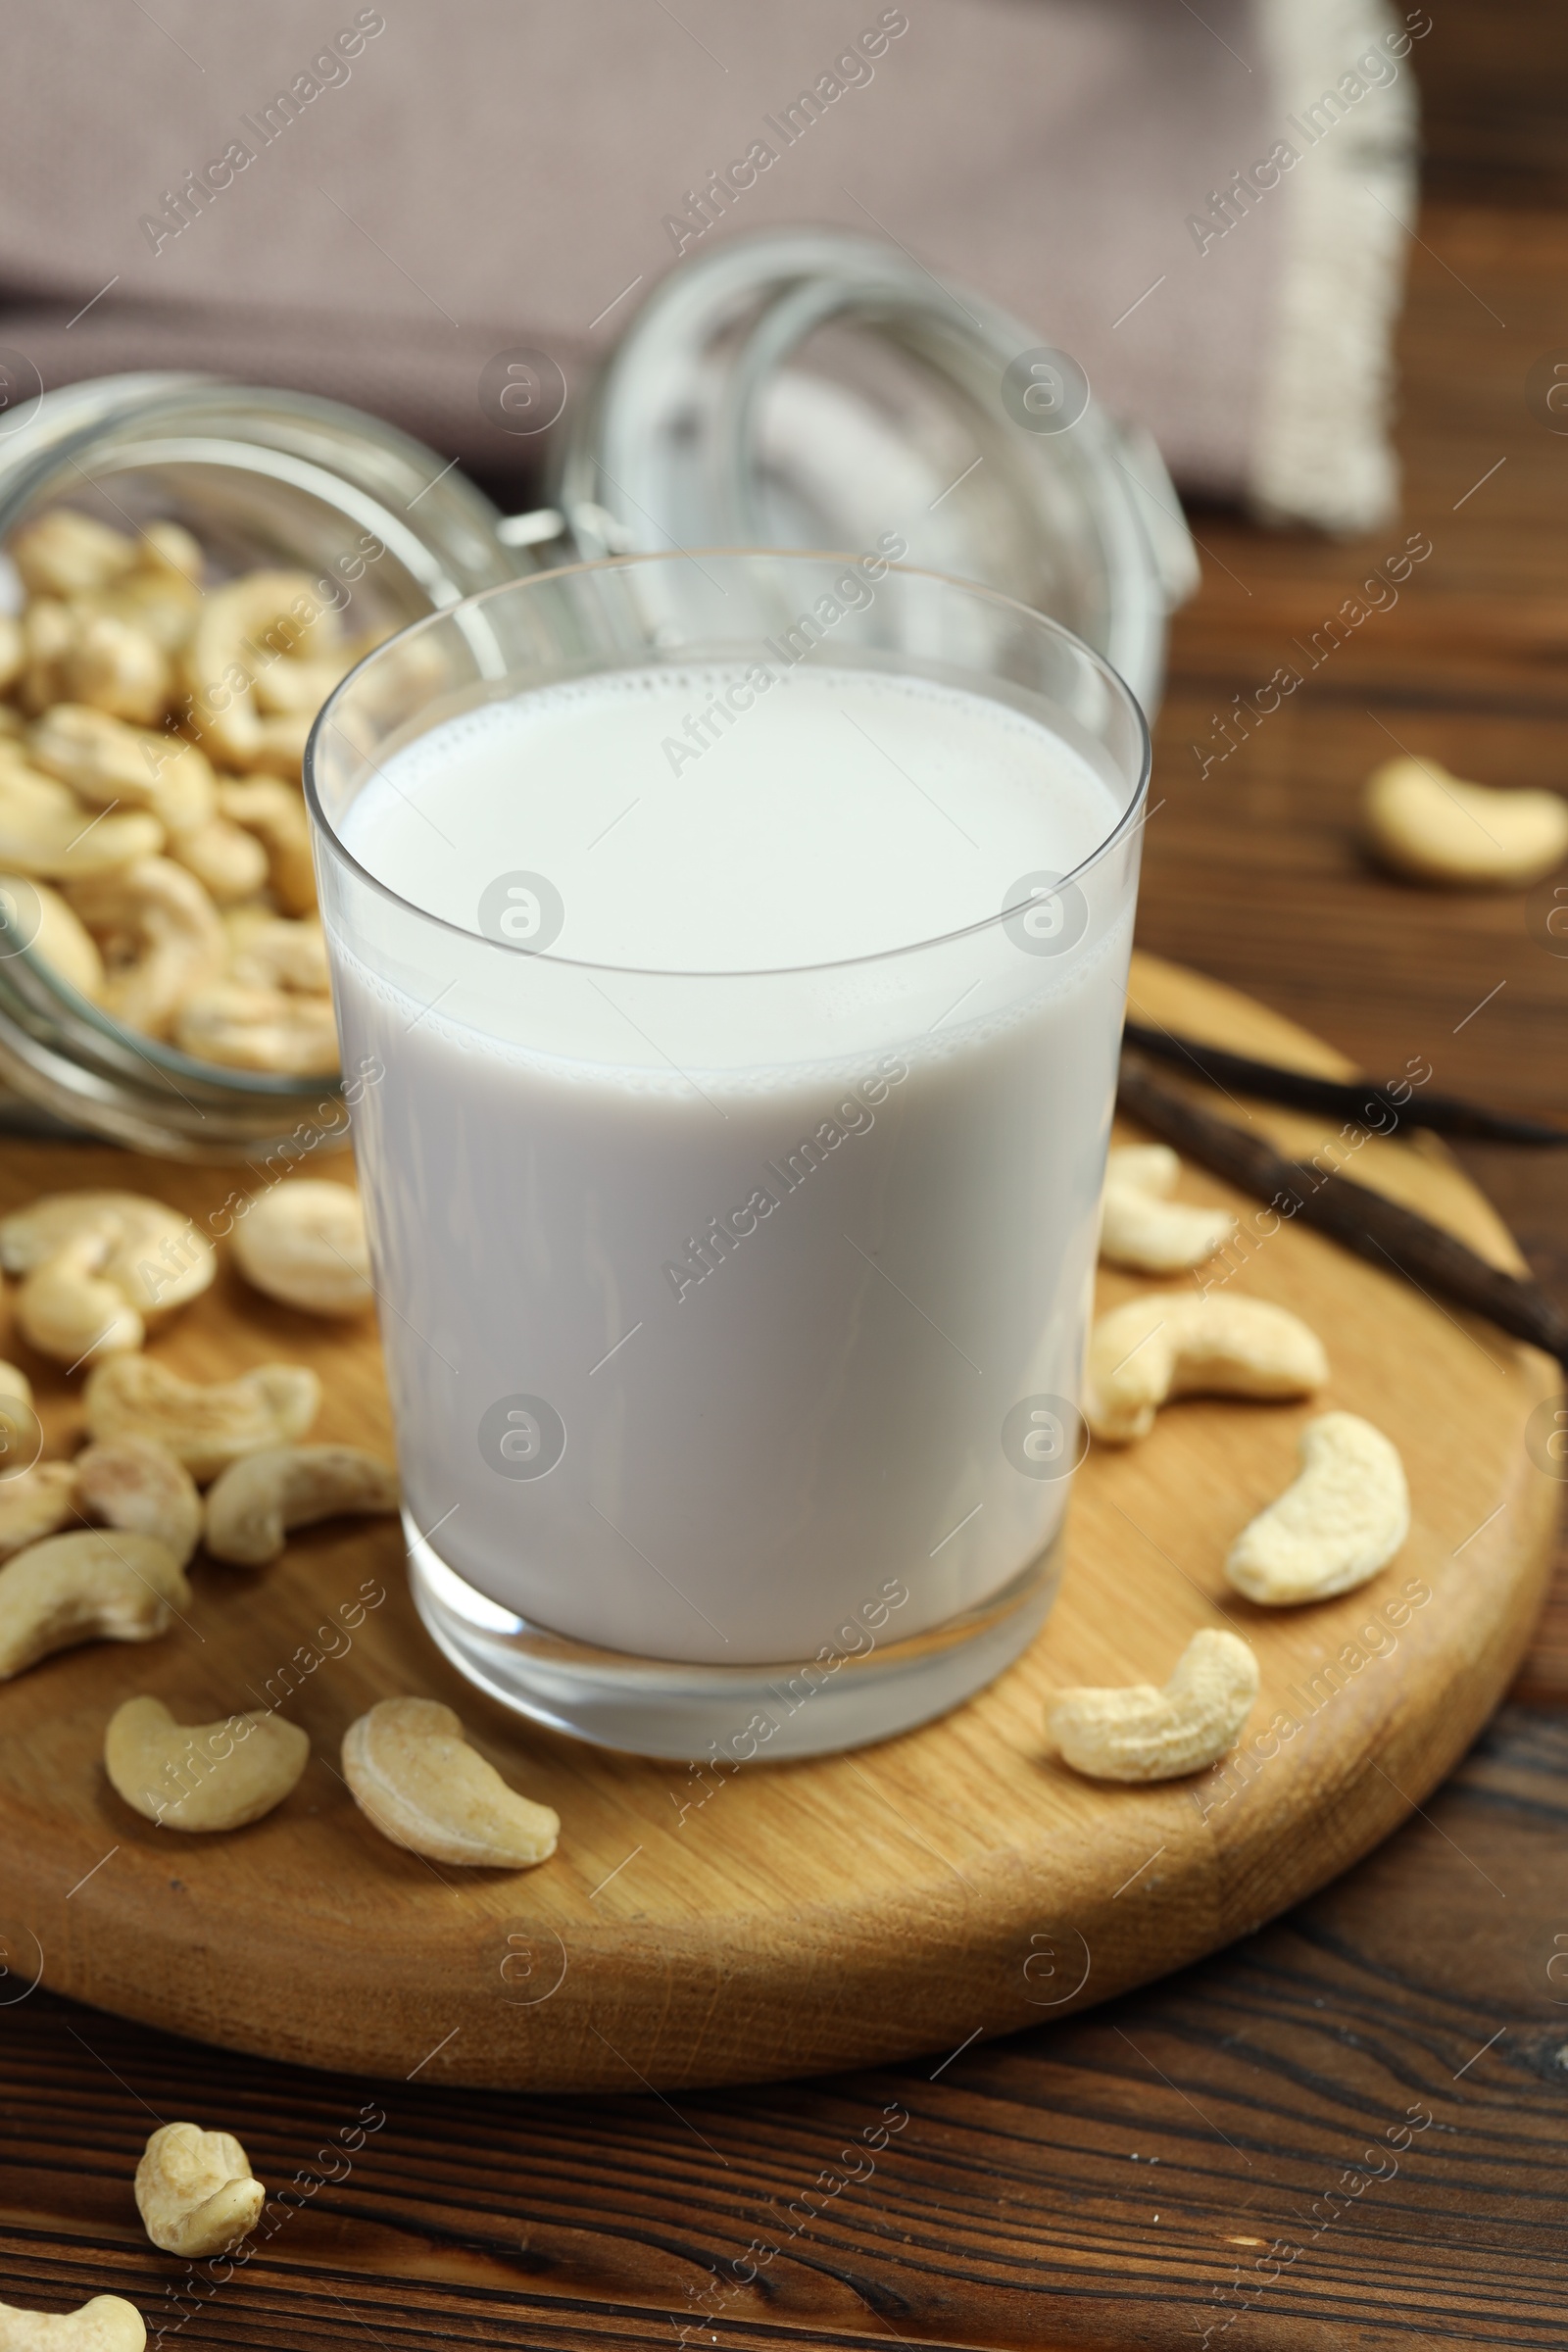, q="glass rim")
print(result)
[304,547,1152,985]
